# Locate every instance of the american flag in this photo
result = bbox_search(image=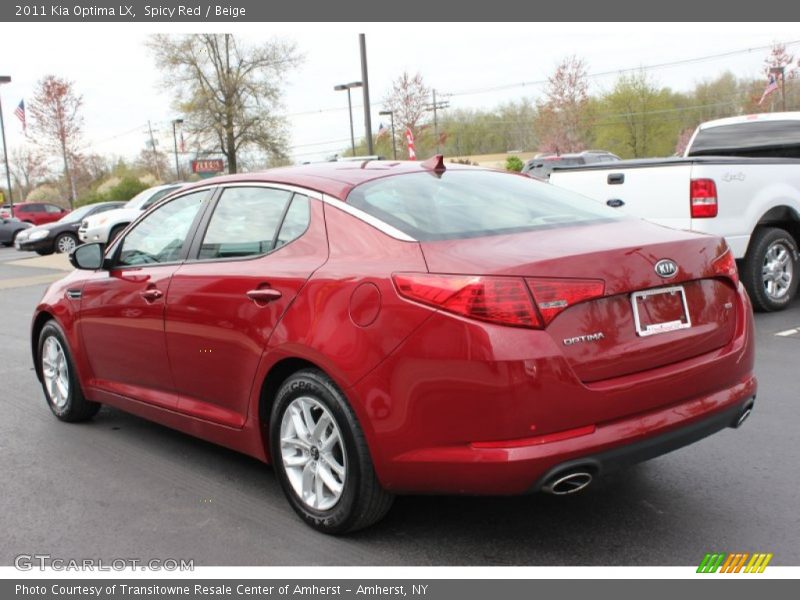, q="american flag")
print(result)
[14,99,25,133]
[377,122,388,139]
[758,74,780,106]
